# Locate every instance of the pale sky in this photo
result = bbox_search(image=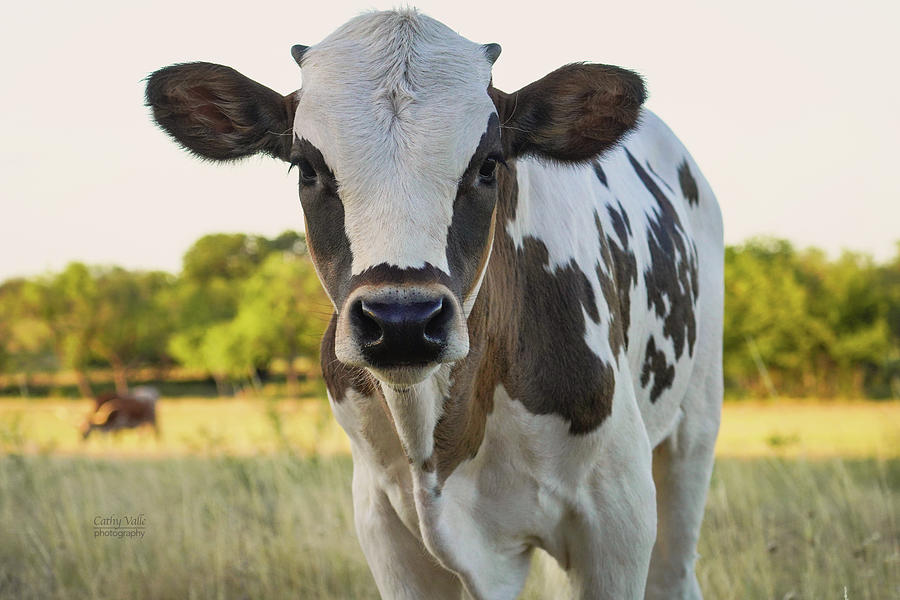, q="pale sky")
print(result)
[1,0,898,281]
